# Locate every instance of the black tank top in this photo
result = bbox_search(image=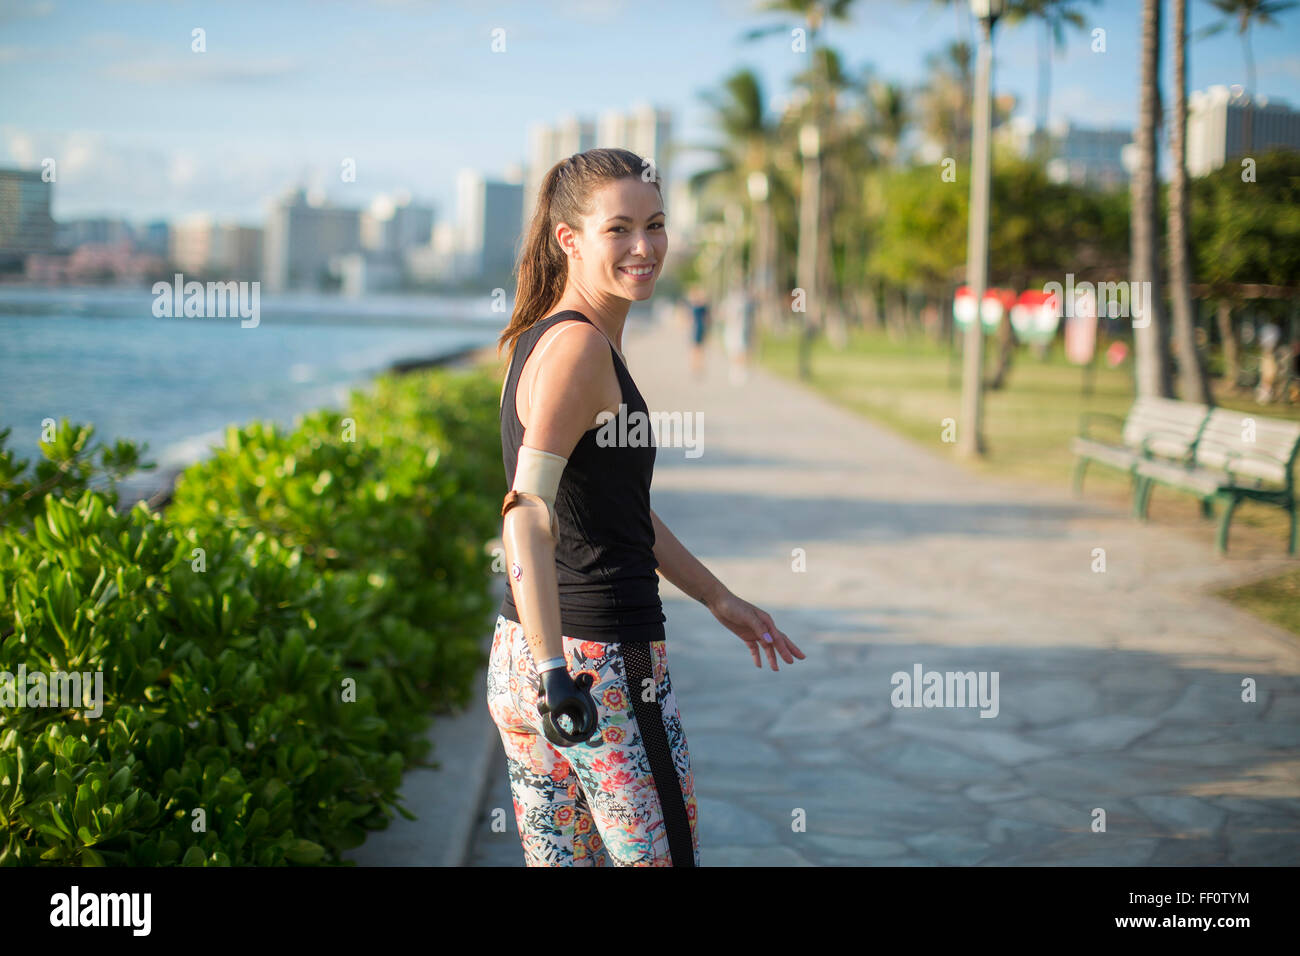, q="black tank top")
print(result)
[499,310,666,642]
